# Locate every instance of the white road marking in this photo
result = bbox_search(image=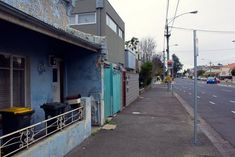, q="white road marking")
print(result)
[209,101,216,105]
[197,96,200,99]
[212,95,217,98]
[188,92,192,95]
[221,89,232,92]
[183,90,186,92]
[230,100,235,104]
[232,111,235,114]
[132,112,141,115]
